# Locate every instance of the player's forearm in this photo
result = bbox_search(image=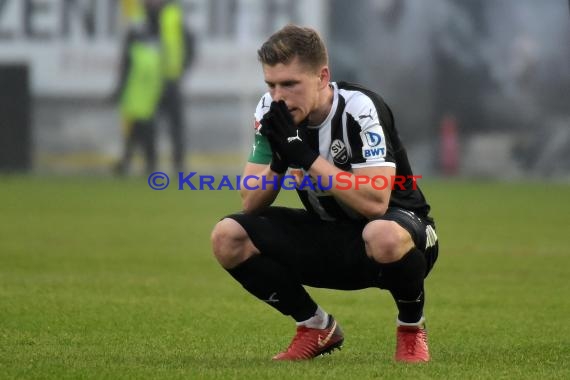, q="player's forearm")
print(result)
[307,157,390,219]
[332,185,389,219]
[239,168,282,213]
[240,187,279,214]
